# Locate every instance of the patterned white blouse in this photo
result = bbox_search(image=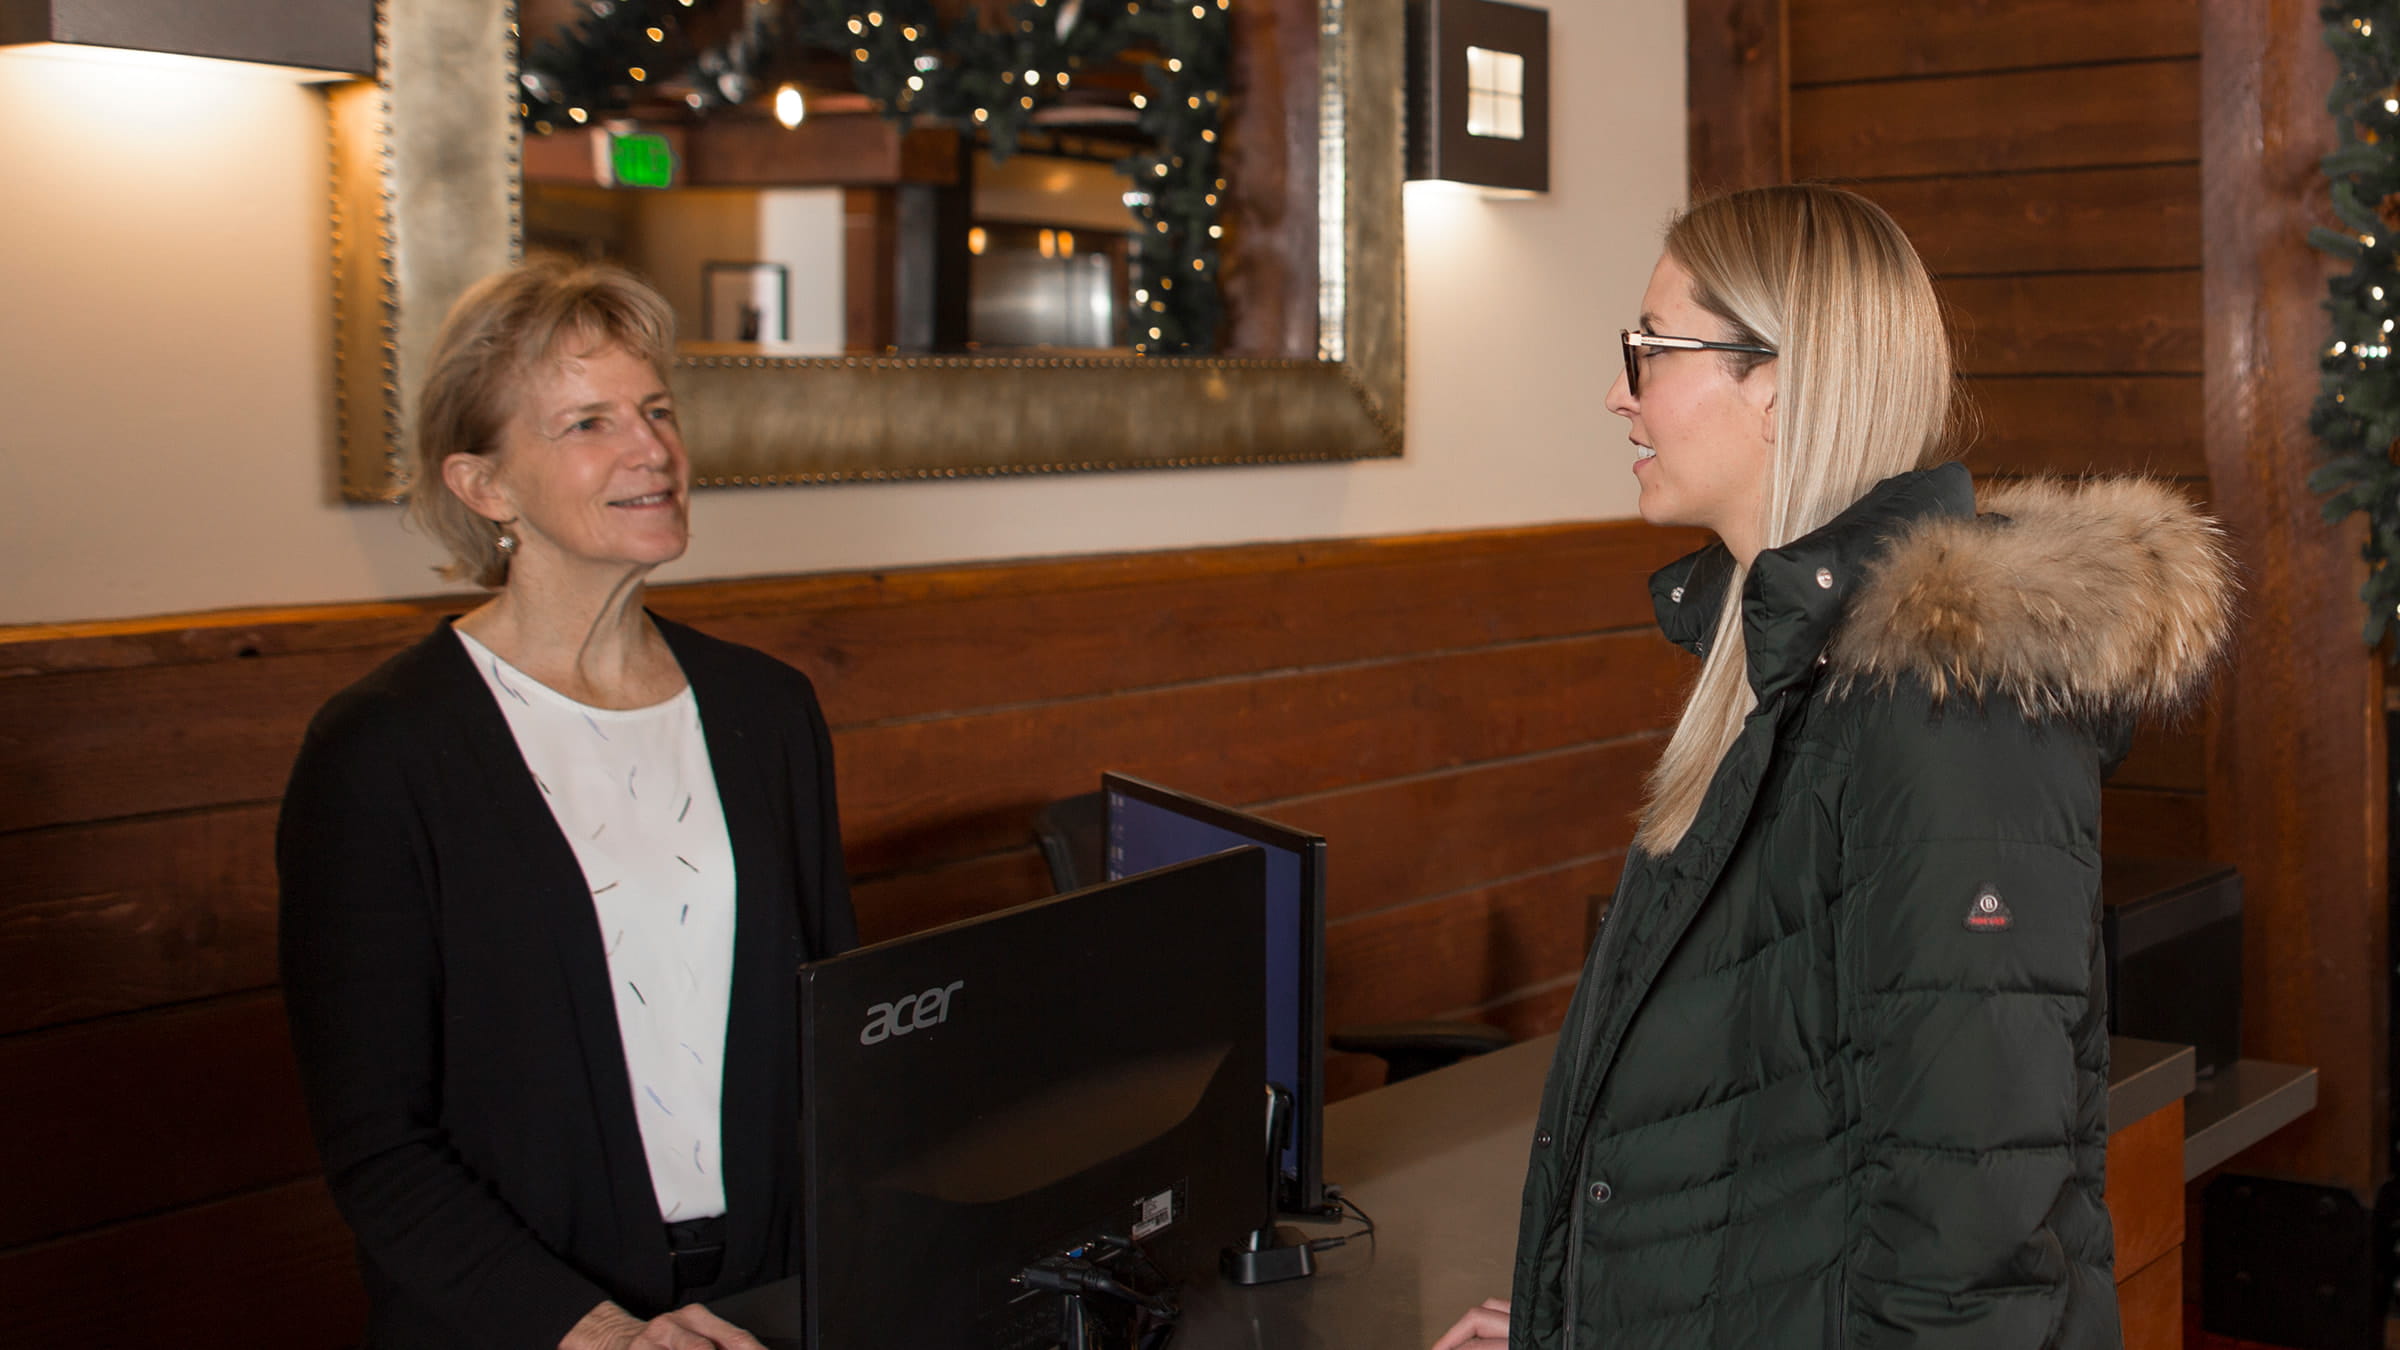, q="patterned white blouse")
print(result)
[455,628,736,1224]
